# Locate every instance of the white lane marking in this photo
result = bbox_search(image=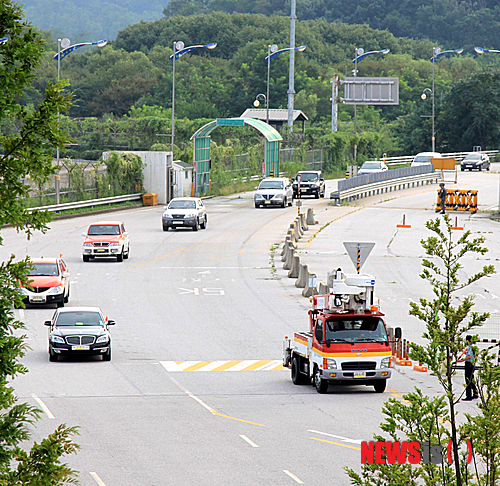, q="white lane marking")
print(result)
[491,294,498,300]
[19,308,25,320]
[168,376,214,413]
[308,429,362,445]
[32,394,55,419]
[90,472,107,486]
[239,435,259,447]
[283,470,304,484]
